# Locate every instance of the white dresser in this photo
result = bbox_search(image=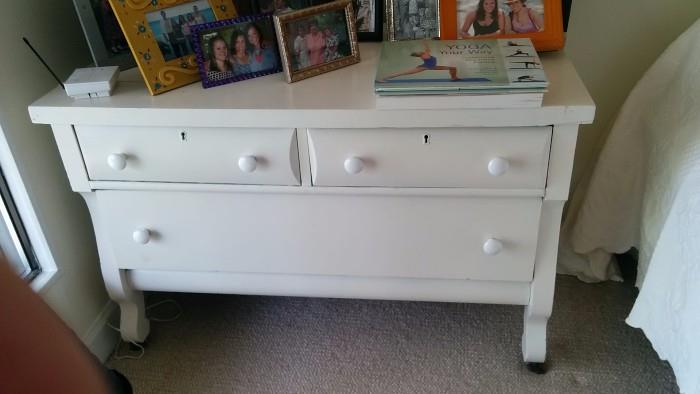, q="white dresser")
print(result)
[29,43,594,369]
